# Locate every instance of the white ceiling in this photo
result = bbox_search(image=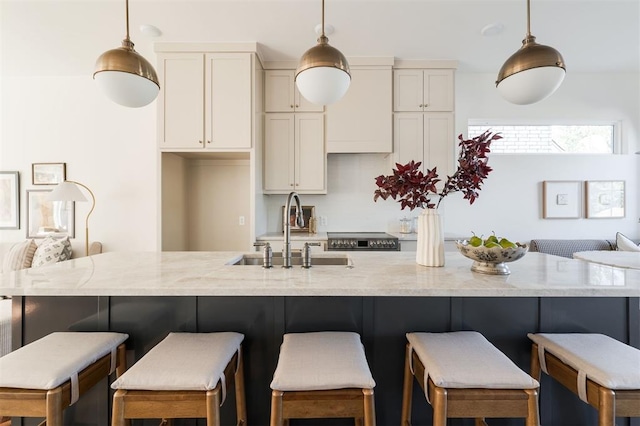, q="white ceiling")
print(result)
[1,0,639,76]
